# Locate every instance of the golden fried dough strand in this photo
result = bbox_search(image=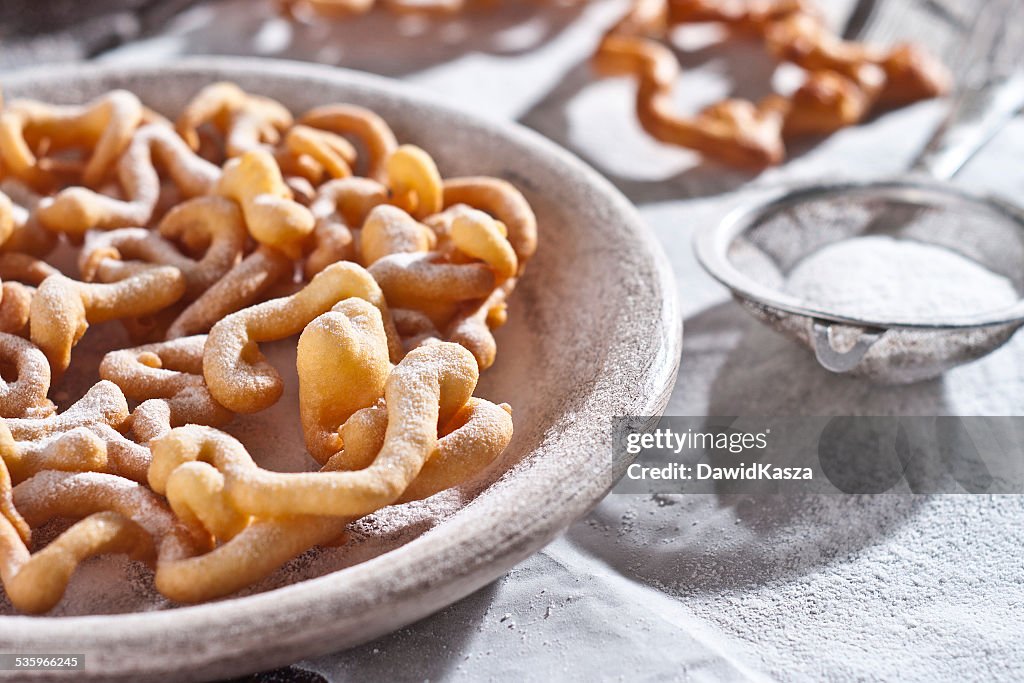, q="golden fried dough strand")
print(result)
[593,0,951,165]
[446,279,512,371]
[296,298,392,463]
[386,145,443,220]
[300,104,398,183]
[0,457,30,543]
[0,333,53,418]
[283,125,357,181]
[0,90,143,192]
[0,185,58,258]
[0,191,14,248]
[166,246,294,340]
[154,511,346,604]
[176,82,293,157]
[36,124,220,236]
[0,424,107,484]
[0,252,59,286]
[360,204,436,266]
[450,207,517,281]
[392,307,442,353]
[0,282,33,336]
[305,177,388,278]
[100,336,233,443]
[204,260,400,413]
[594,30,786,166]
[4,469,203,613]
[155,341,483,522]
[30,267,186,375]
[215,149,315,258]
[80,196,247,299]
[352,395,512,501]
[327,397,514,502]
[763,12,950,104]
[442,177,537,270]
[782,65,883,136]
[0,509,150,614]
[4,381,149,482]
[368,251,495,315]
